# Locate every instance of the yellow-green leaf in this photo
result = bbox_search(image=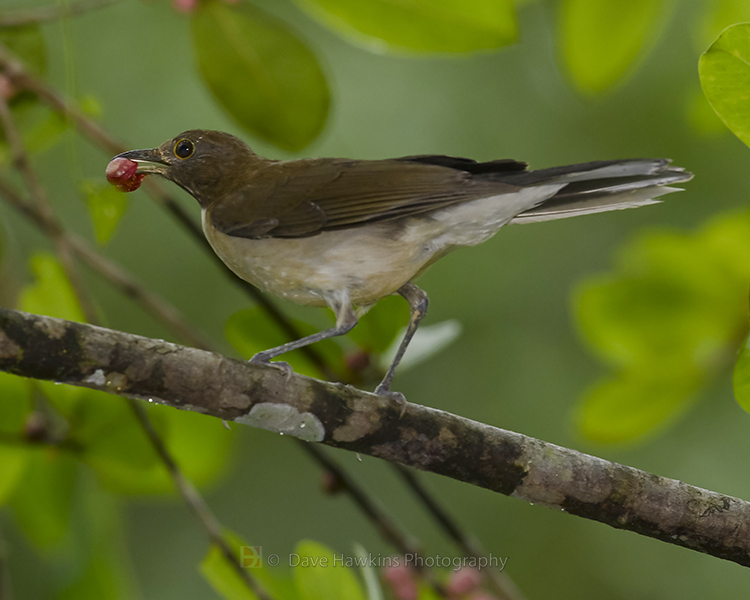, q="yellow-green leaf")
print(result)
[20,252,86,322]
[699,23,750,148]
[293,540,365,600]
[577,371,701,444]
[9,449,78,548]
[559,0,668,94]
[293,0,516,54]
[81,180,129,245]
